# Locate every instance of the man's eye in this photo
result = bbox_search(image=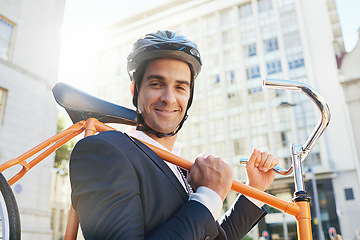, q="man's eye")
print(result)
[149,82,161,86]
[177,86,187,91]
